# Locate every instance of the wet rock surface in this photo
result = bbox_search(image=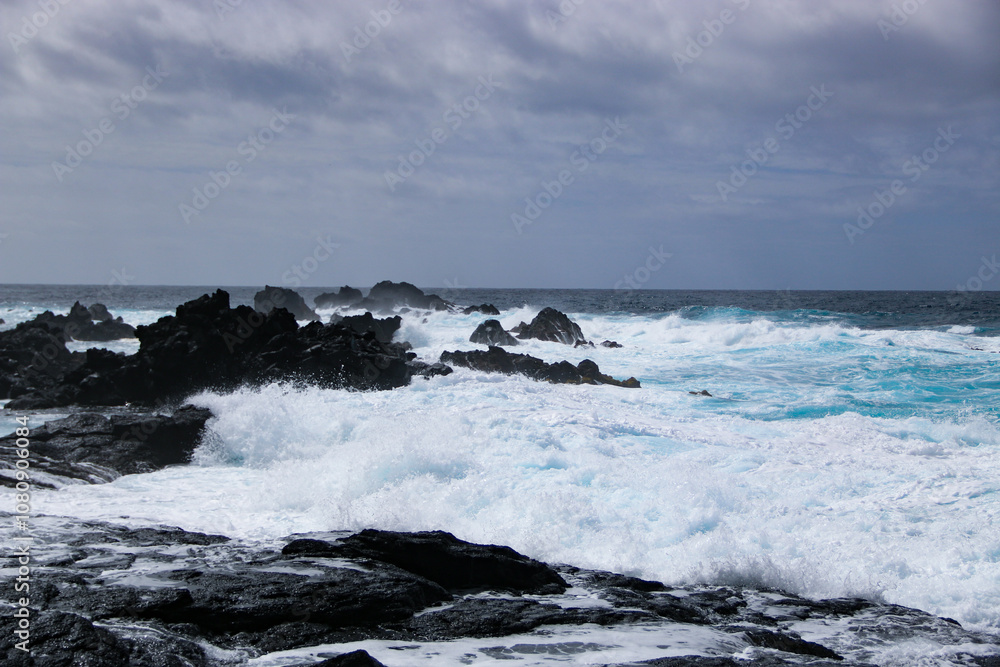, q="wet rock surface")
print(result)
[514,307,588,345]
[469,319,519,347]
[1,515,996,666]
[441,346,640,387]
[0,405,212,486]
